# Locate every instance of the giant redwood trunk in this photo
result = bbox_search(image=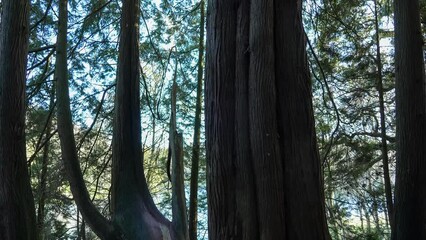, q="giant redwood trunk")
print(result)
[0,0,38,239]
[205,0,331,239]
[393,0,426,239]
